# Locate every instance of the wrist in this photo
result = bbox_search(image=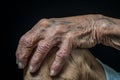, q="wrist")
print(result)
[93,15,120,47]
